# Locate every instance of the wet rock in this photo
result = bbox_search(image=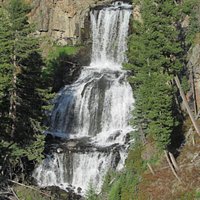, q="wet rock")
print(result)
[67,141,78,149]
[57,147,63,153]
[111,150,121,168]
[107,130,121,141]
[44,186,84,200]
[77,187,82,194]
